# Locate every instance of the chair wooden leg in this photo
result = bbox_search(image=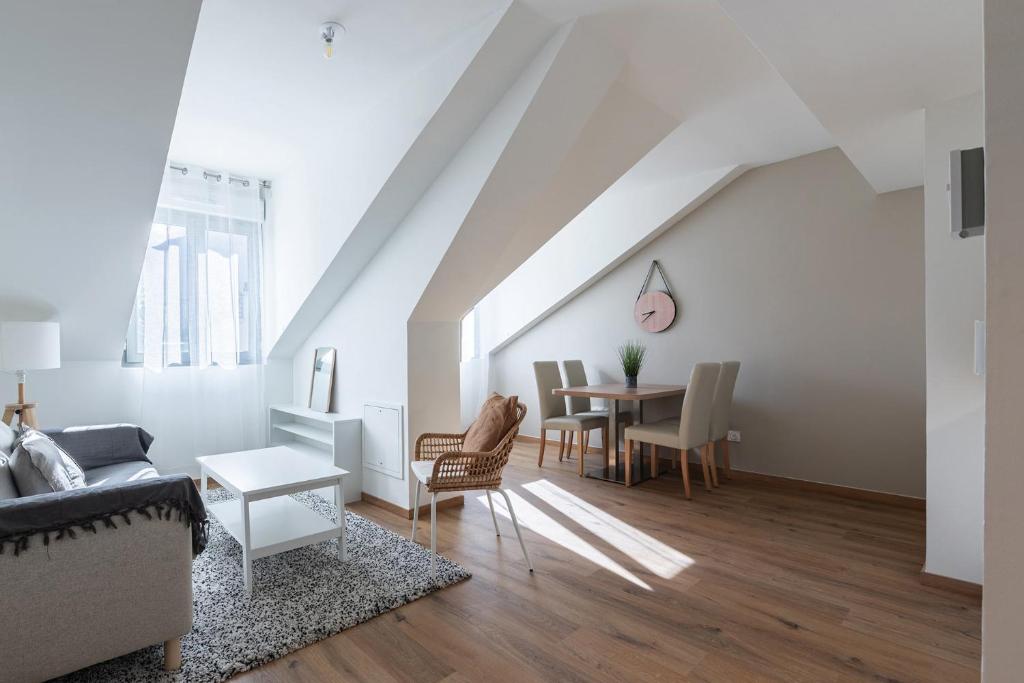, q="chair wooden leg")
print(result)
[625,439,634,486]
[163,638,182,671]
[601,425,608,467]
[708,441,720,487]
[651,444,659,479]
[583,430,590,454]
[558,430,566,461]
[700,444,713,492]
[538,429,547,467]
[680,449,692,500]
[722,438,732,479]
[566,431,574,460]
[577,429,585,476]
